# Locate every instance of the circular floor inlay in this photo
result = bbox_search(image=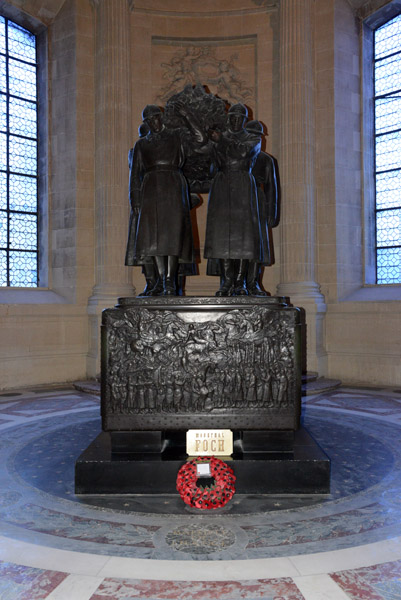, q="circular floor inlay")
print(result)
[165,524,236,554]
